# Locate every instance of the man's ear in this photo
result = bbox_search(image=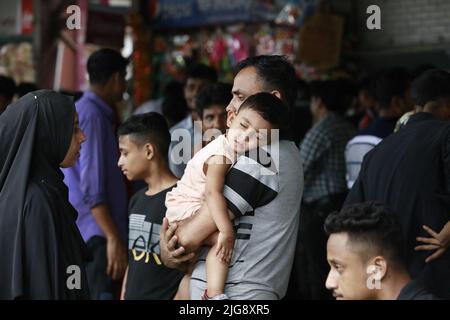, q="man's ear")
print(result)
[270,90,282,101]
[144,143,155,161]
[227,111,237,128]
[371,256,388,281]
